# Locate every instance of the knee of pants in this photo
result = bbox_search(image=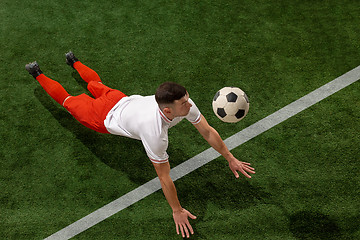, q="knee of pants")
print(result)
[87,81,112,98]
